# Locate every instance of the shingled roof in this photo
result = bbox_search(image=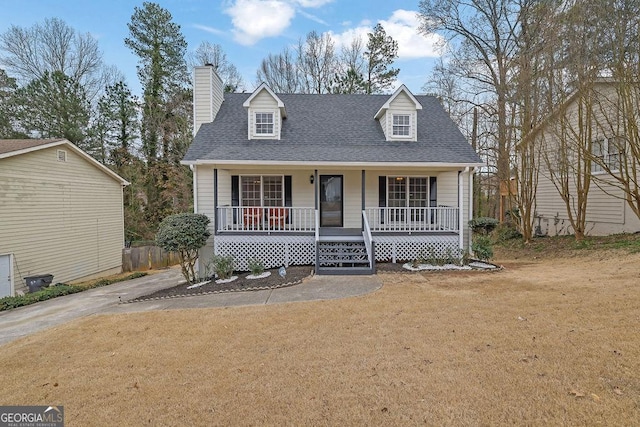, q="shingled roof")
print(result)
[184,93,482,165]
